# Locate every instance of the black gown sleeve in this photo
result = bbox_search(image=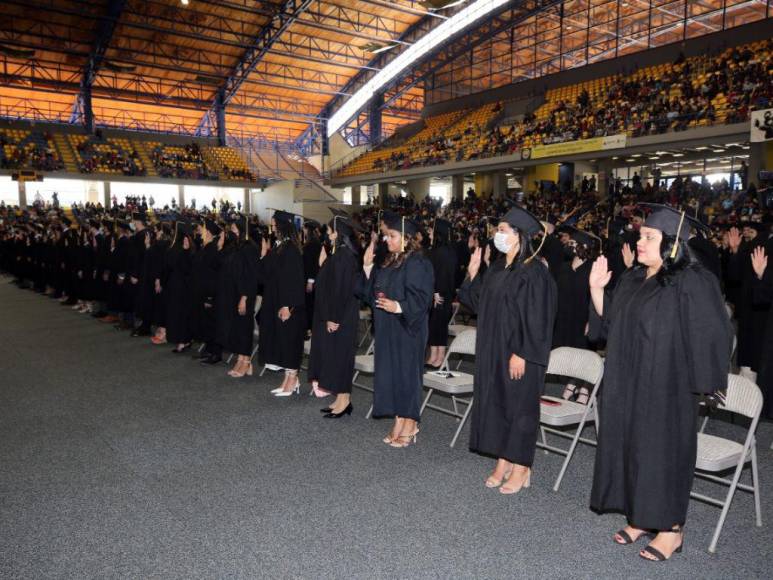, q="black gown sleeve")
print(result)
[678,267,732,395]
[236,243,259,298]
[506,264,557,366]
[458,270,484,313]
[324,250,358,324]
[397,255,434,335]
[277,244,305,309]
